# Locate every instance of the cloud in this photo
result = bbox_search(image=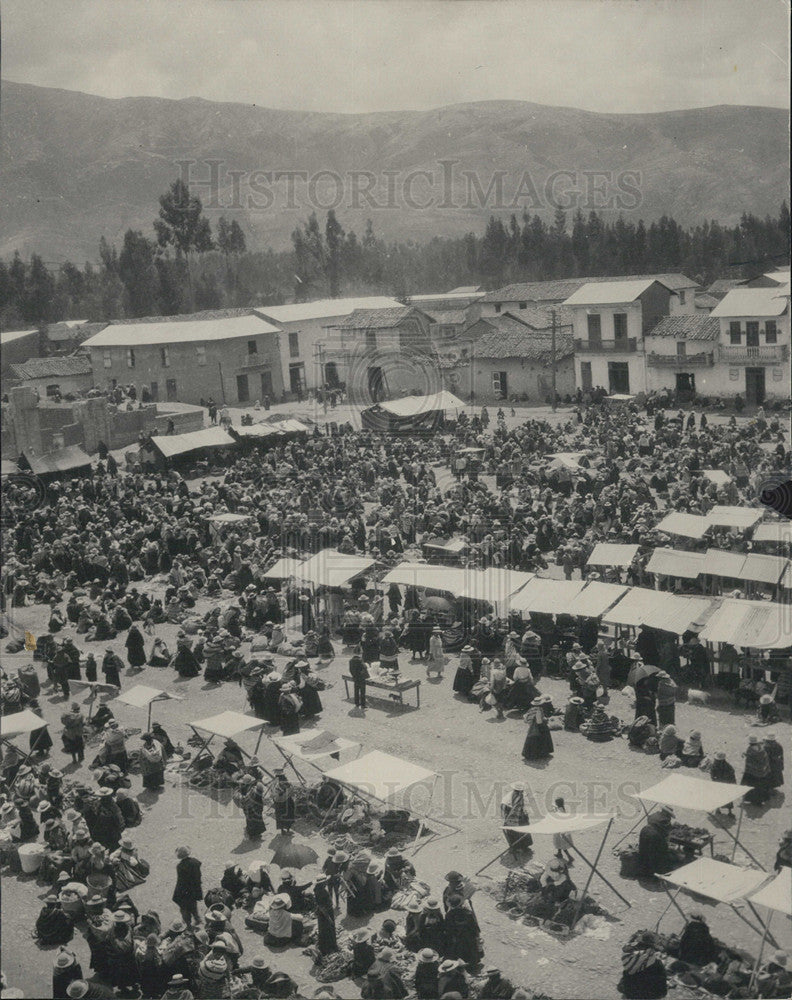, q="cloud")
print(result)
[2,0,789,113]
